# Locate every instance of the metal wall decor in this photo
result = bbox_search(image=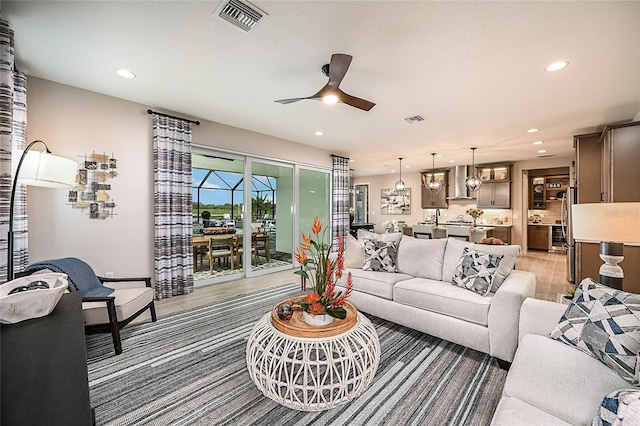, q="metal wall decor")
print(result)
[67,152,118,219]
